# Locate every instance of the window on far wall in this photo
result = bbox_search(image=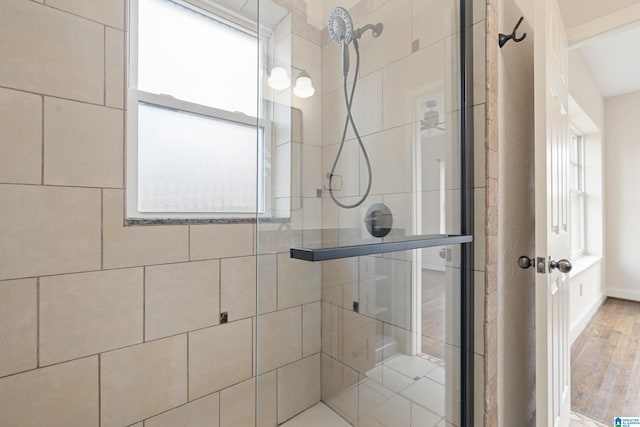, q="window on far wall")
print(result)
[569,130,585,257]
[127,0,270,220]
